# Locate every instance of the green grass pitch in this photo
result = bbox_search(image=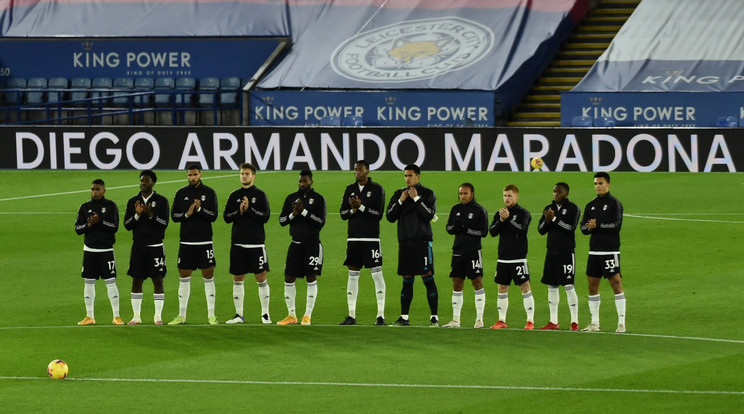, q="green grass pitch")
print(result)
[1,170,743,412]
